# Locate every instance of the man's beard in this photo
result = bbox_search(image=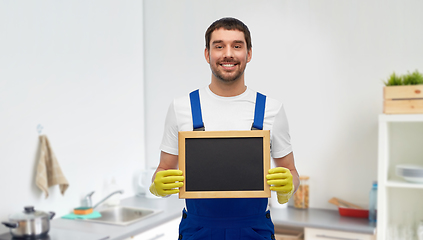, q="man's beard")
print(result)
[212,68,244,83]
[210,58,247,83]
